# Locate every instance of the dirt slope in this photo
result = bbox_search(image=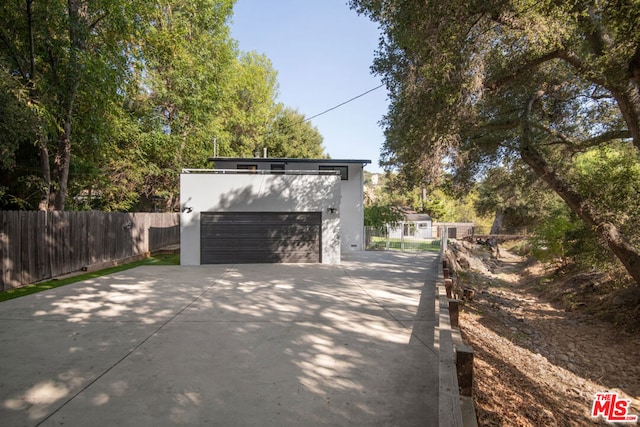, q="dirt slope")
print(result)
[448,241,640,426]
